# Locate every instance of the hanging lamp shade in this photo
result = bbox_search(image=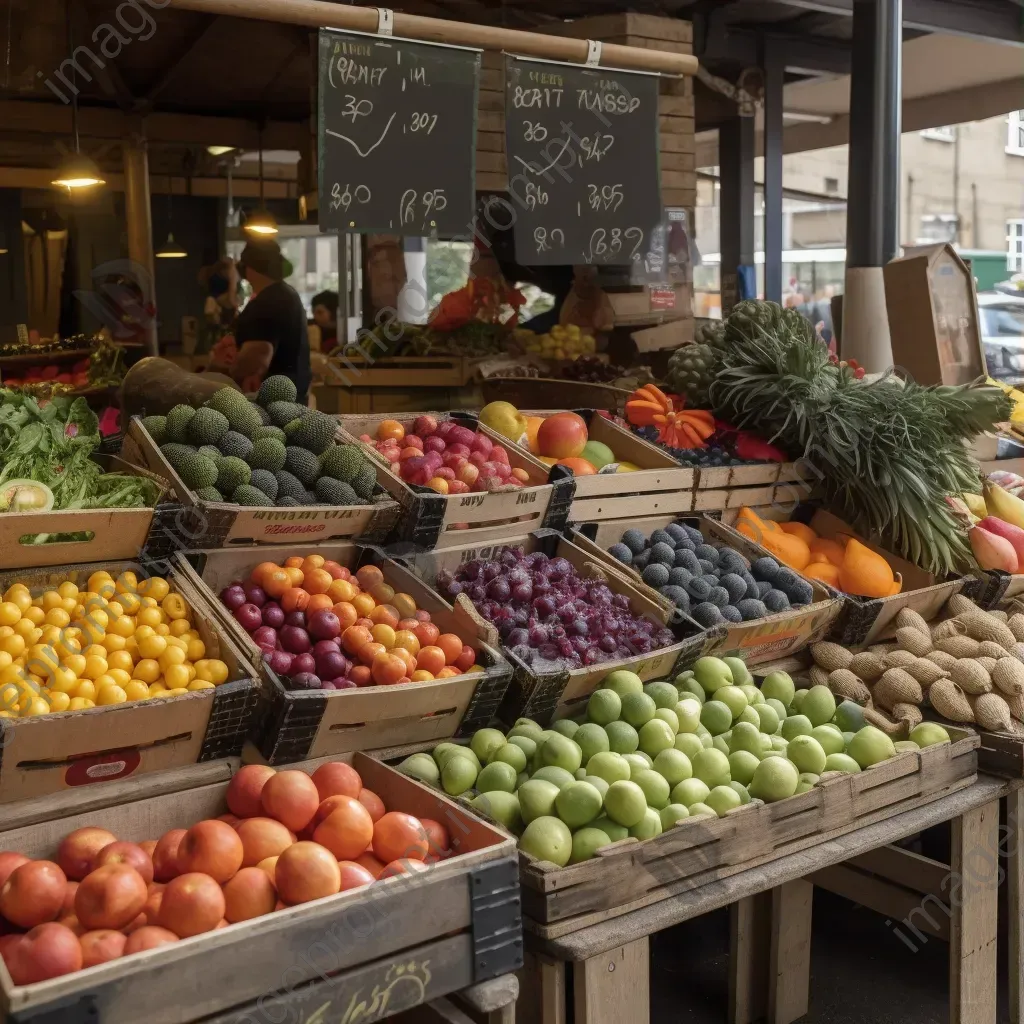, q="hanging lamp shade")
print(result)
[155,233,188,258]
[51,151,106,191]
[244,208,278,236]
